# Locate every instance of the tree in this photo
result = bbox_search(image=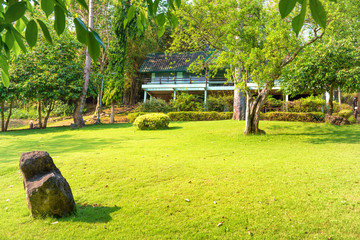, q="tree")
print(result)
[0,0,104,88]
[281,0,360,114]
[11,31,83,129]
[171,0,323,135]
